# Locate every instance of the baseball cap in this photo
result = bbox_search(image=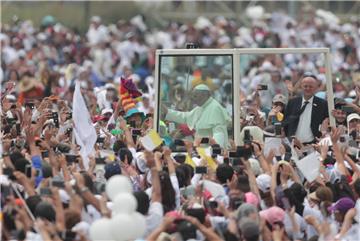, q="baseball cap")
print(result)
[101,108,113,116]
[248,158,263,176]
[105,83,115,90]
[328,197,355,213]
[347,113,360,123]
[35,201,56,222]
[272,94,287,105]
[104,162,121,180]
[194,84,210,91]
[259,206,285,226]
[238,218,260,240]
[245,192,259,207]
[256,174,271,193]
